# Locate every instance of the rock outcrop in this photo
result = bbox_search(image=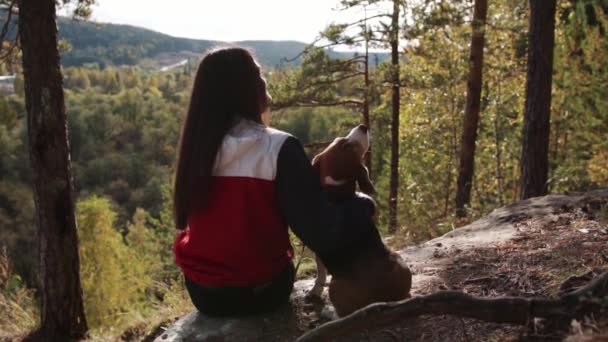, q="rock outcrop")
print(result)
[155,189,608,341]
